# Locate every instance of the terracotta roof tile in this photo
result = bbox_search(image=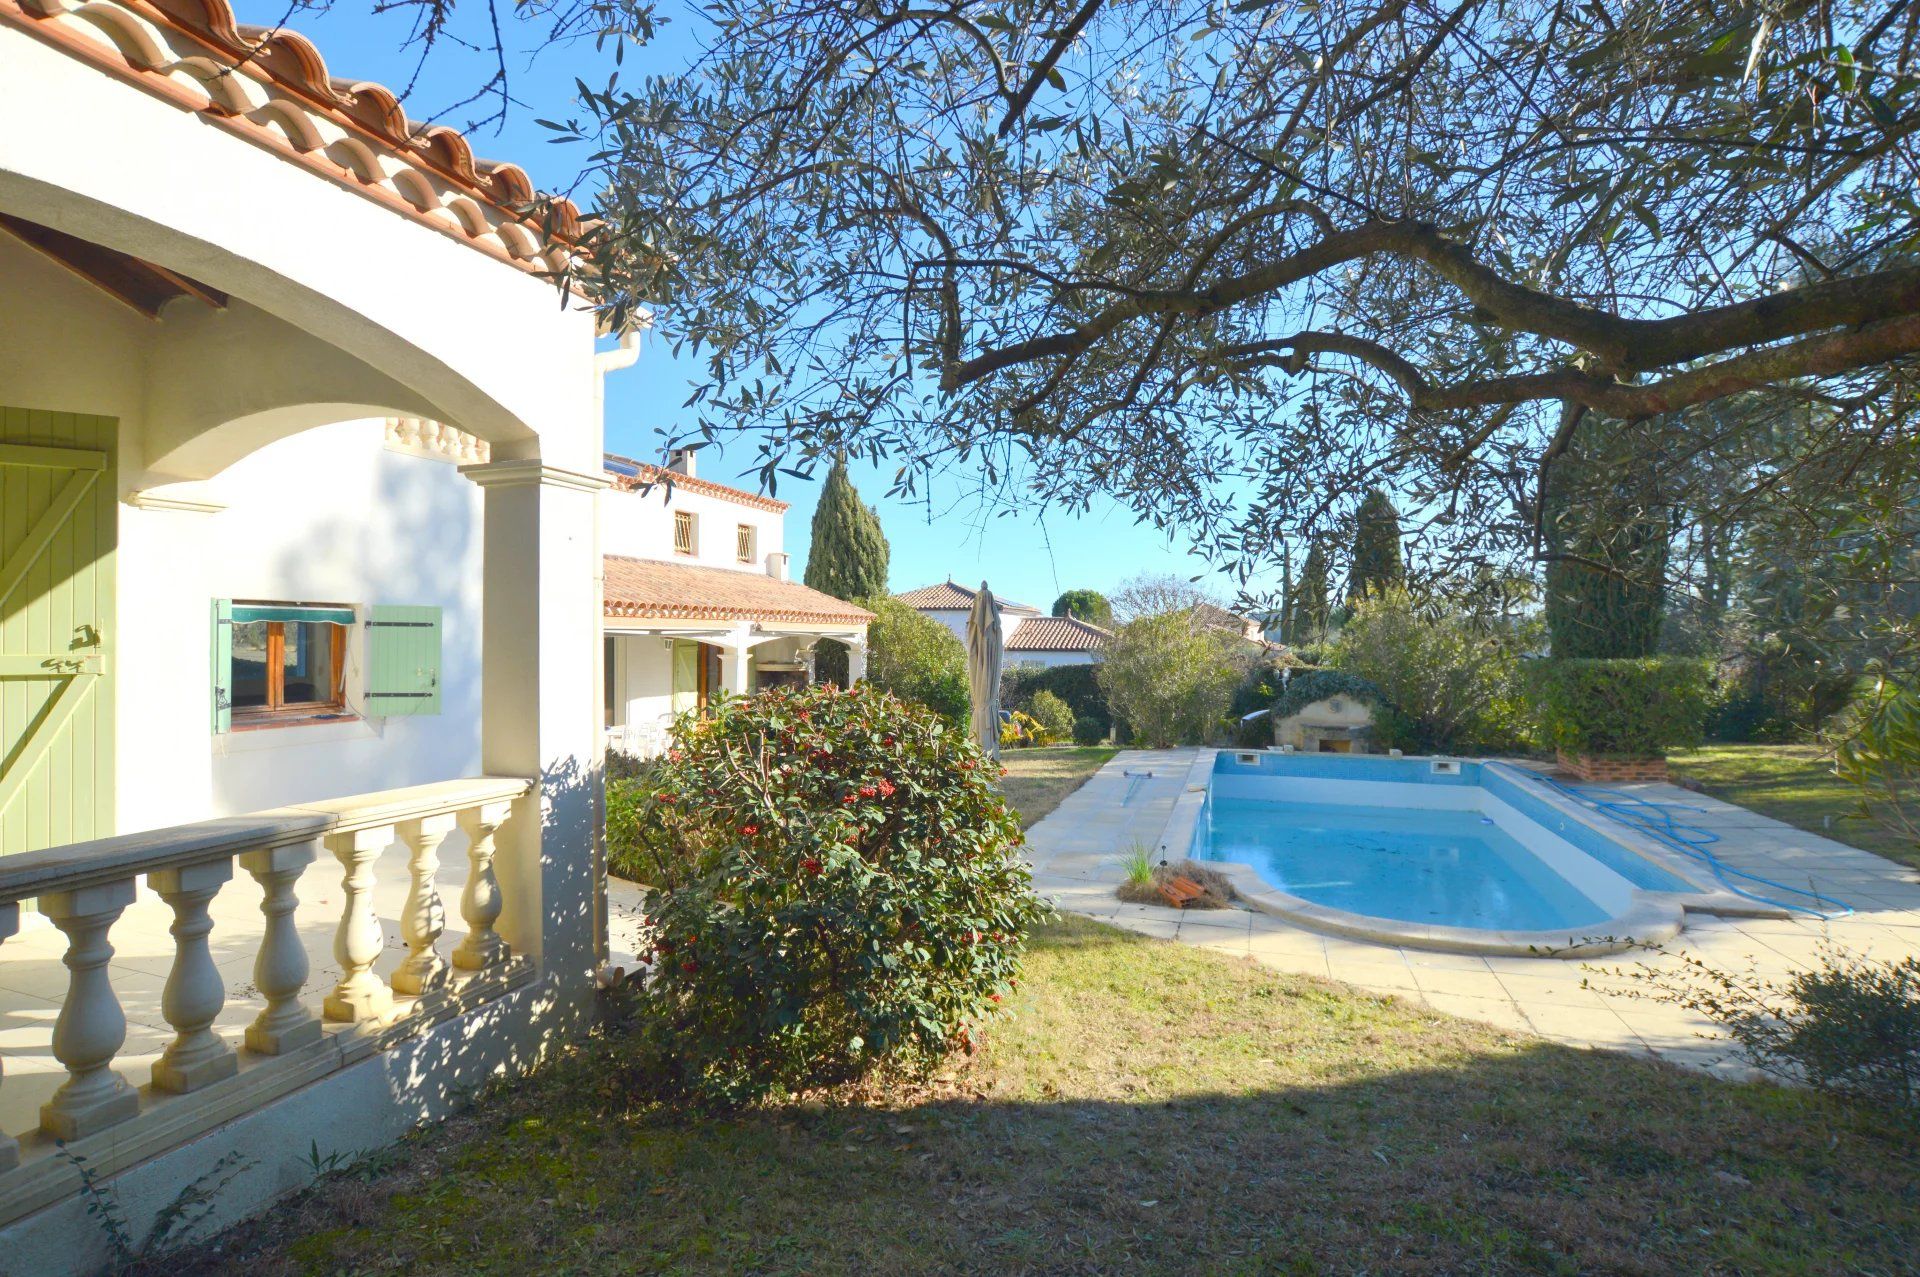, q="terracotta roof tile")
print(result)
[605,555,872,625]
[1006,615,1110,652]
[1190,601,1265,636]
[603,454,789,513]
[4,0,582,274]
[896,581,1038,612]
